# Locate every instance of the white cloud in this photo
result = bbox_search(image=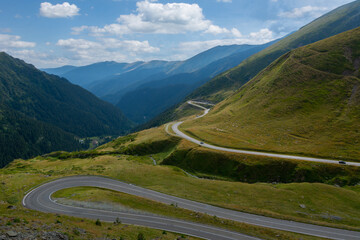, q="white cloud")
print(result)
[40,2,80,18]
[204,25,230,35]
[217,0,232,3]
[249,28,273,41]
[73,0,234,36]
[6,49,71,68]
[231,28,242,38]
[56,38,159,63]
[278,5,328,19]
[178,28,274,55]
[0,34,36,48]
